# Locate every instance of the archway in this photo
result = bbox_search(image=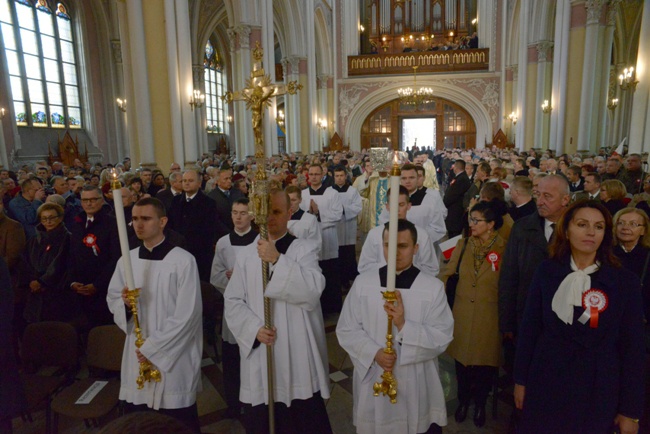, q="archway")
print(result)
[344,80,493,151]
[361,97,477,150]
